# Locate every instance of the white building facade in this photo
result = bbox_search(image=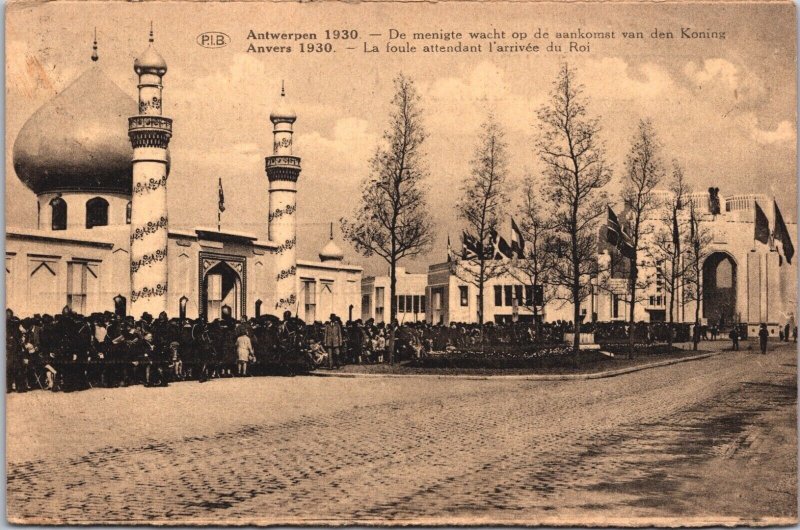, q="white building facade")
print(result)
[6,33,361,322]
